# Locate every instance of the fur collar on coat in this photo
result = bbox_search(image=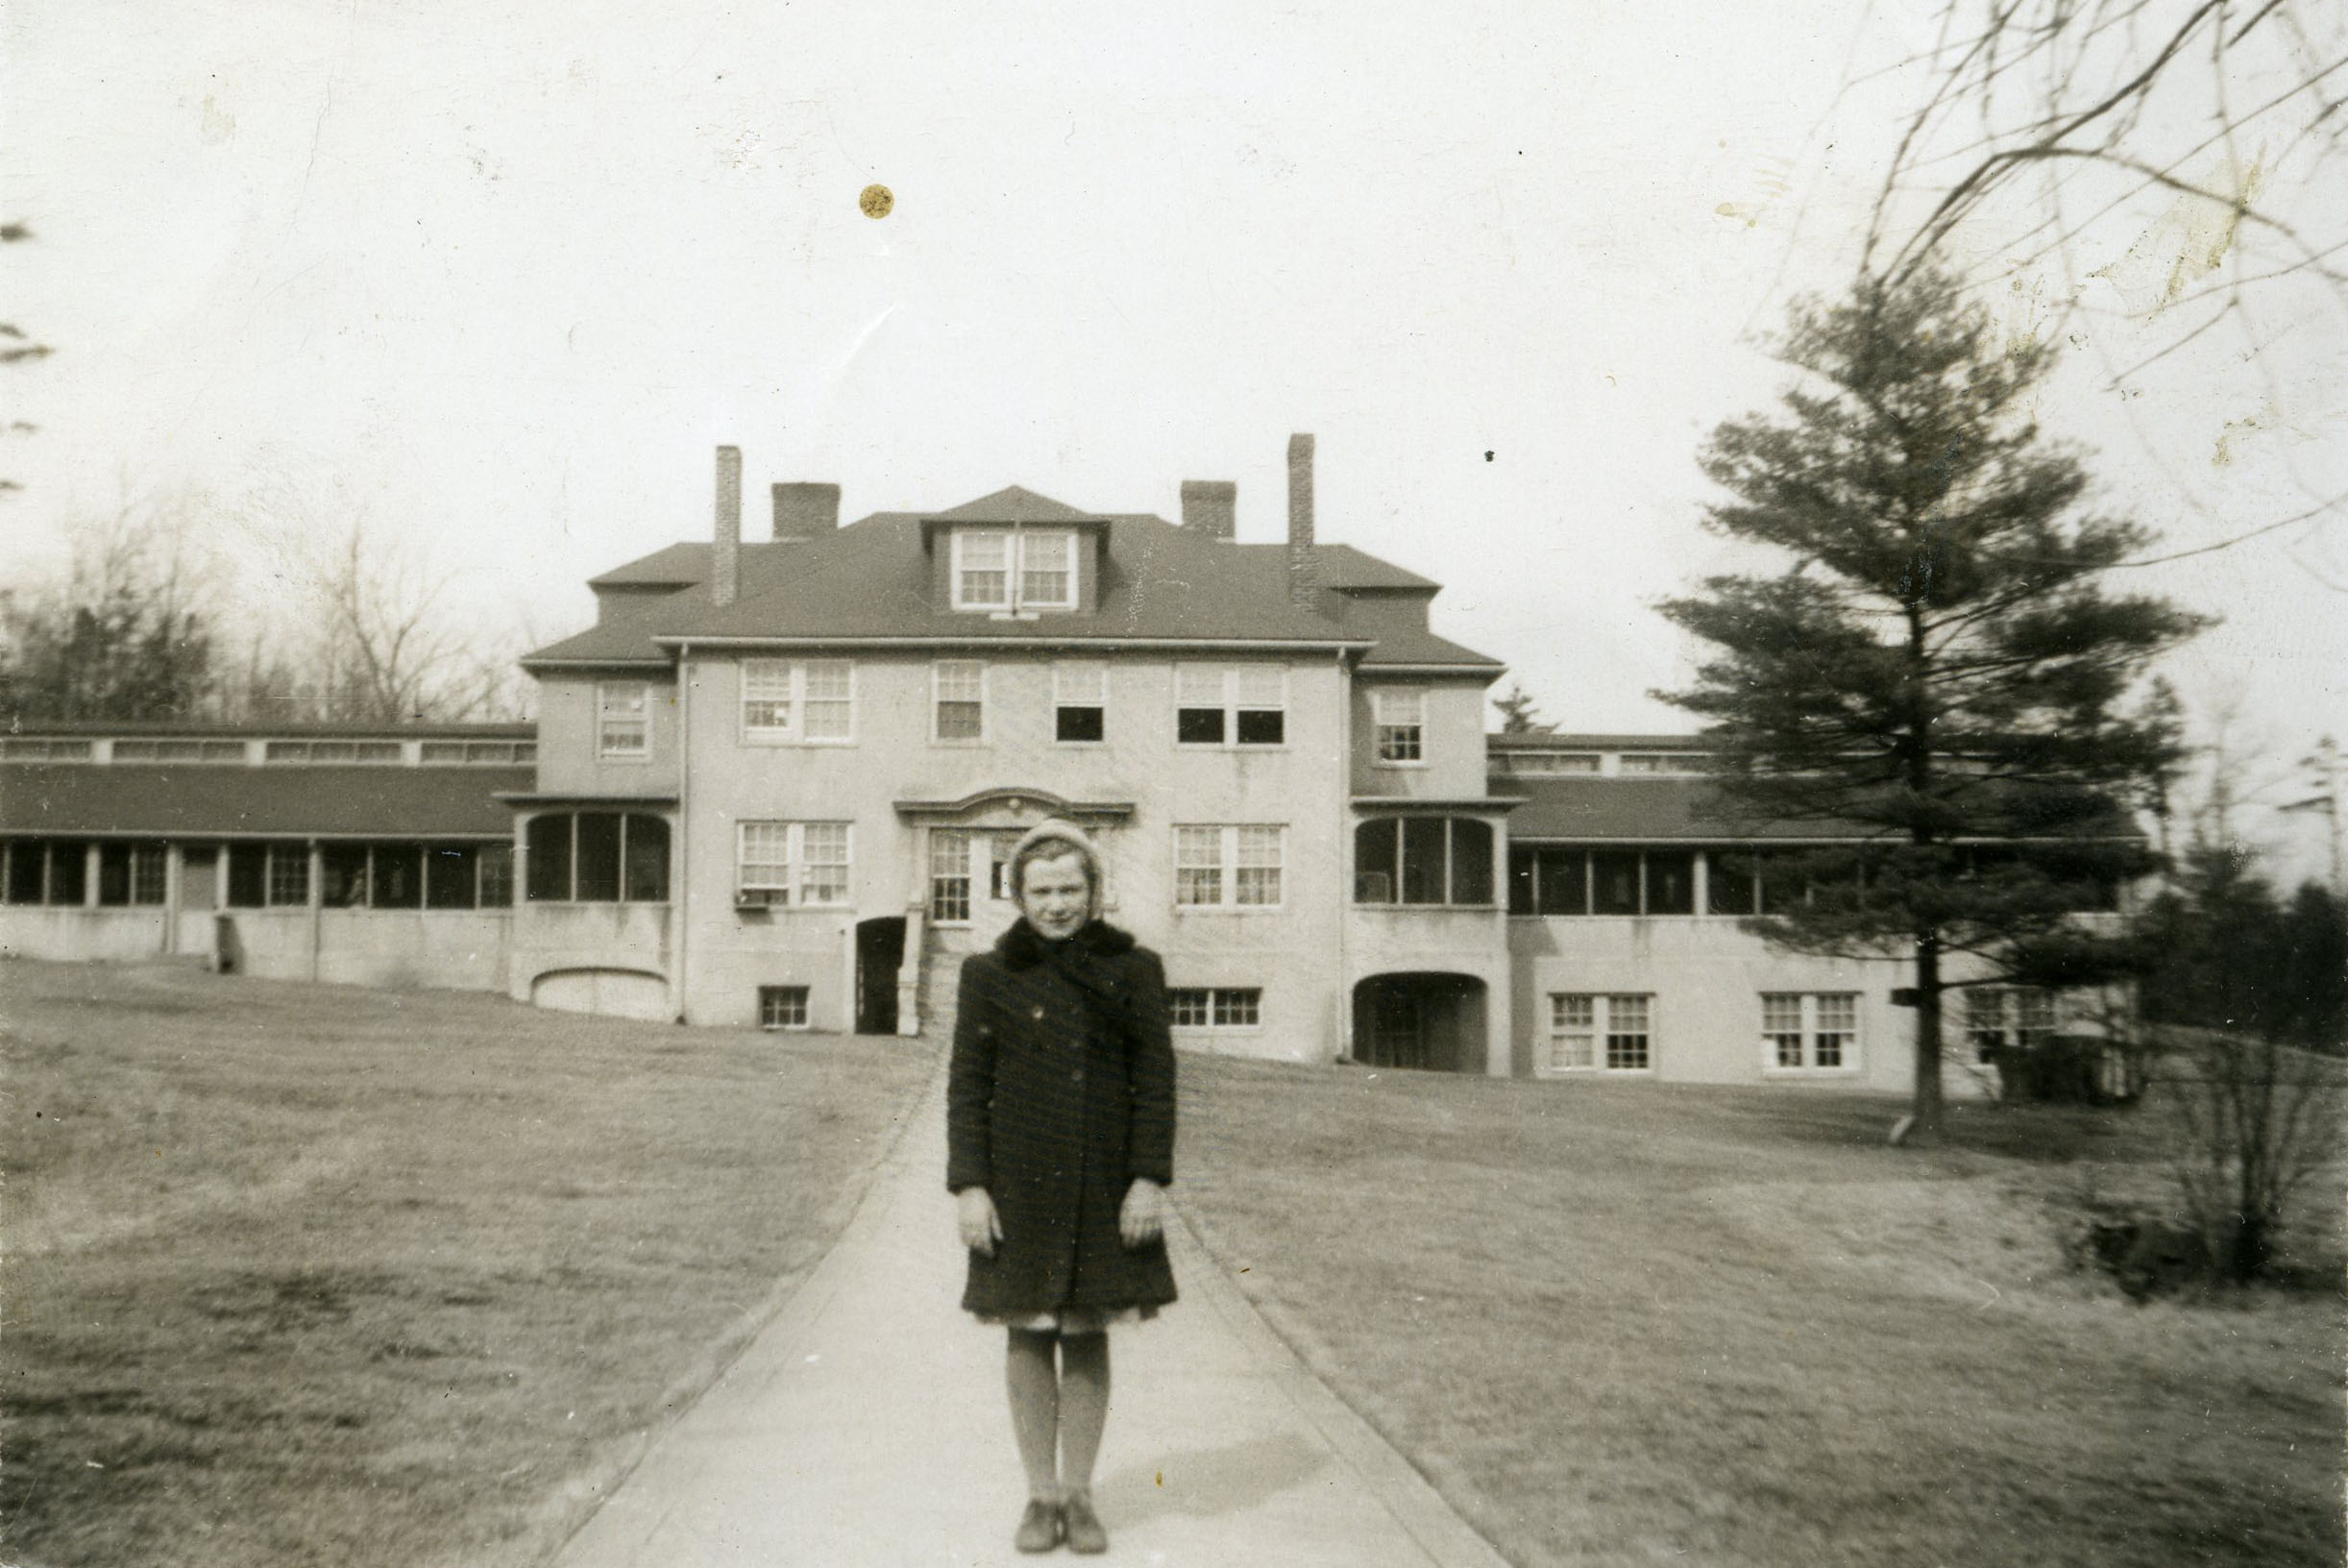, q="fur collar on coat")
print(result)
[994,917,1136,971]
